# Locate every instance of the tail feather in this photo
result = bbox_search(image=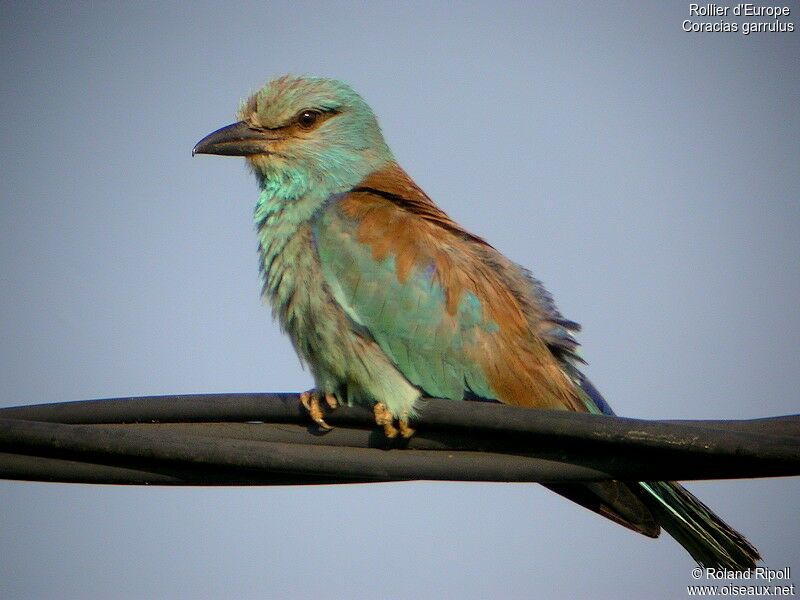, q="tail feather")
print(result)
[546,481,660,538]
[570,373,760,568]
[638,481,760,569]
